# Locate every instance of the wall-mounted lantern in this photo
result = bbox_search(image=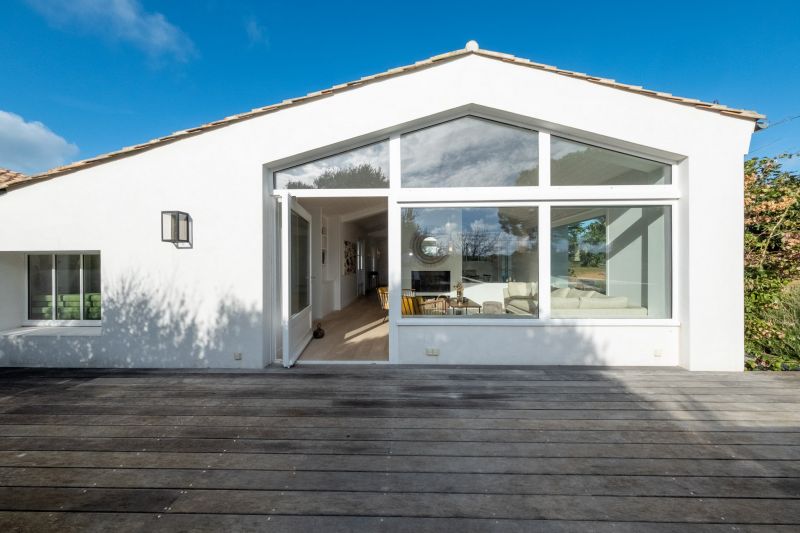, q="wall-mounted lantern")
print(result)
[161,211,192,247]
